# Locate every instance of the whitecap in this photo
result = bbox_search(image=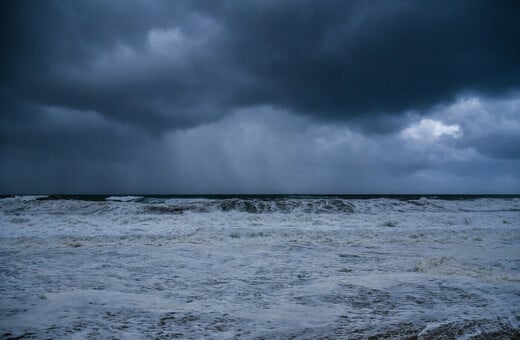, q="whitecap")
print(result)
[105,196,143,202]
